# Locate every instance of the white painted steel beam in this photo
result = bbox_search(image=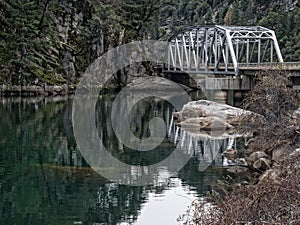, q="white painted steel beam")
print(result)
[166,25,284,75]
